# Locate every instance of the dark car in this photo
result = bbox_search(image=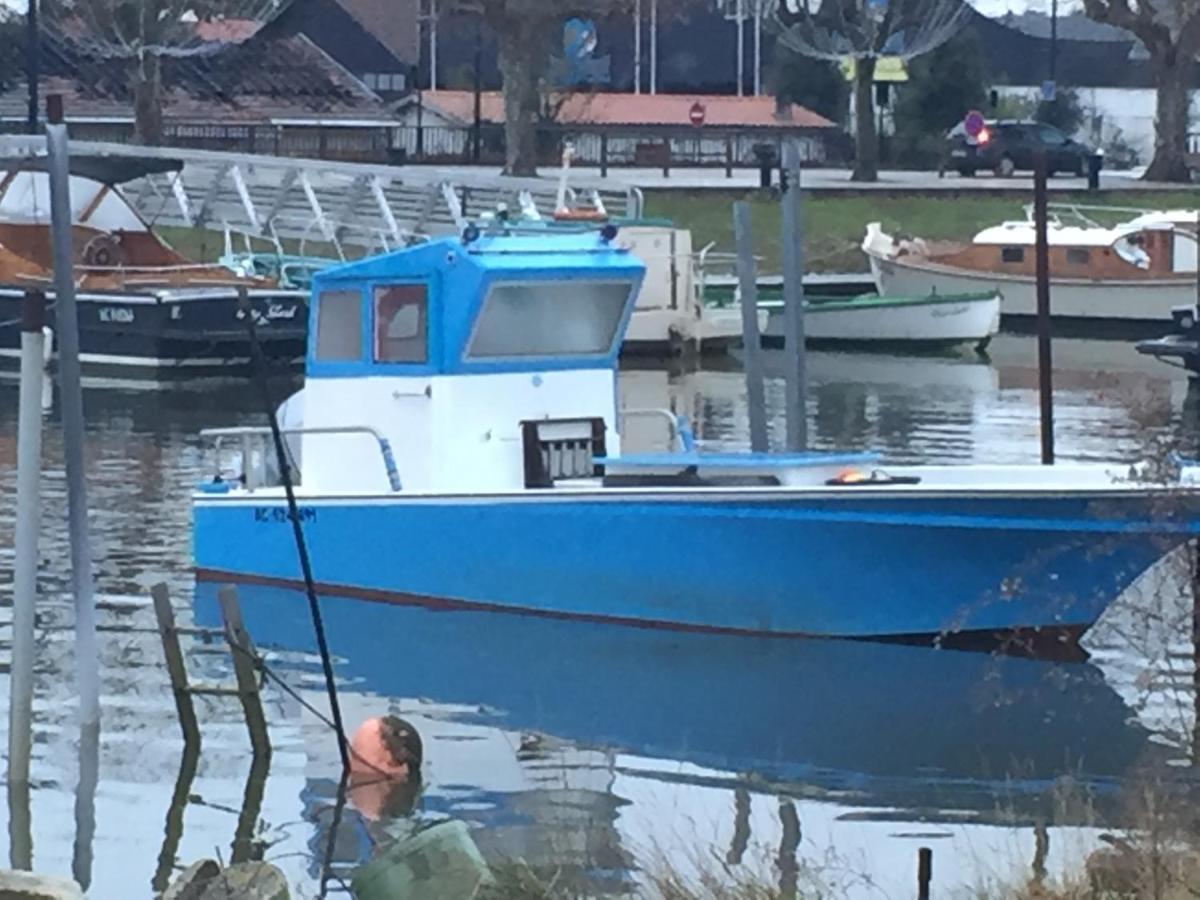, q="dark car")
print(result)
[944,118,1097,177]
